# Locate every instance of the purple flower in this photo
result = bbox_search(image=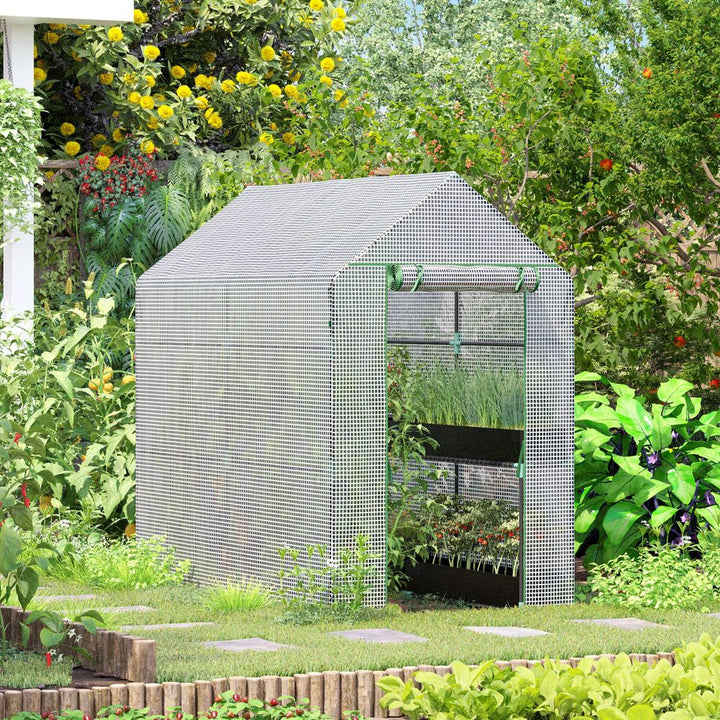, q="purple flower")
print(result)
[646,451,661,472]
[672,430,680,441]
[706,490,717,506]
[680,511,691,524]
